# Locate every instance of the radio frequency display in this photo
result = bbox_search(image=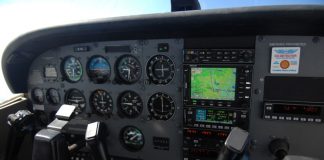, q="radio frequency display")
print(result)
[196,109,233,125]
[190,67,236,100]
